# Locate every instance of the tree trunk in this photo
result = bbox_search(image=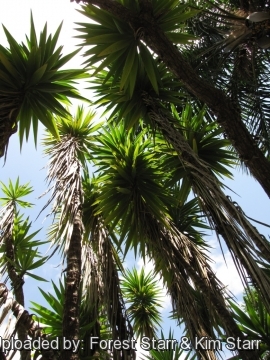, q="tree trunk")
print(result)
[143,98,270,312]
[81,0,270,198]
[5,225,30,360]
[60,207,83,360]
[99,232,135,360]
[147,218,260,360]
